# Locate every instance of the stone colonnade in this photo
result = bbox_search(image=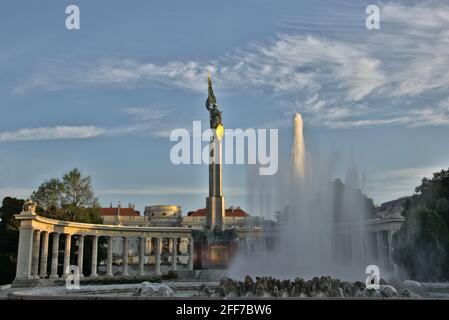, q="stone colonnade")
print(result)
[367,217,404,273]
[14,208,195,283]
